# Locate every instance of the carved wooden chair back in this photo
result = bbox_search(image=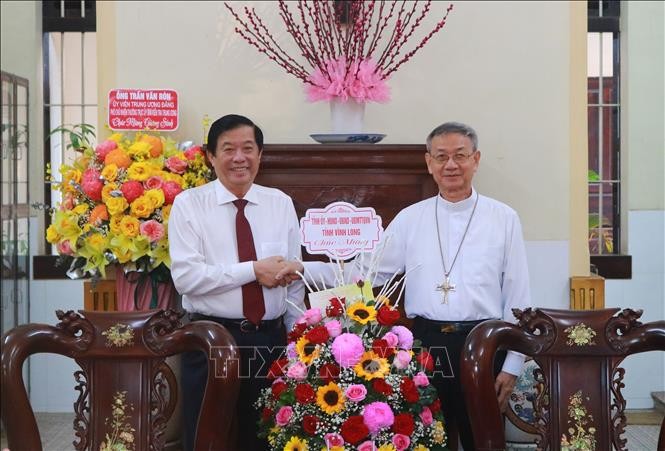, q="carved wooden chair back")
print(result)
[461,308,665,451]
[1,309,240,451]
